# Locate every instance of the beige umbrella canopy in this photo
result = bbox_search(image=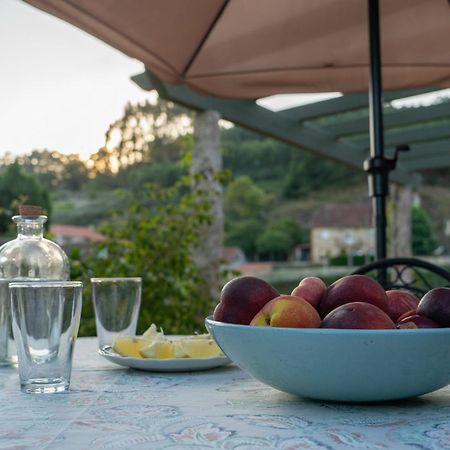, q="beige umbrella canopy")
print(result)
[25,0,450,99]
